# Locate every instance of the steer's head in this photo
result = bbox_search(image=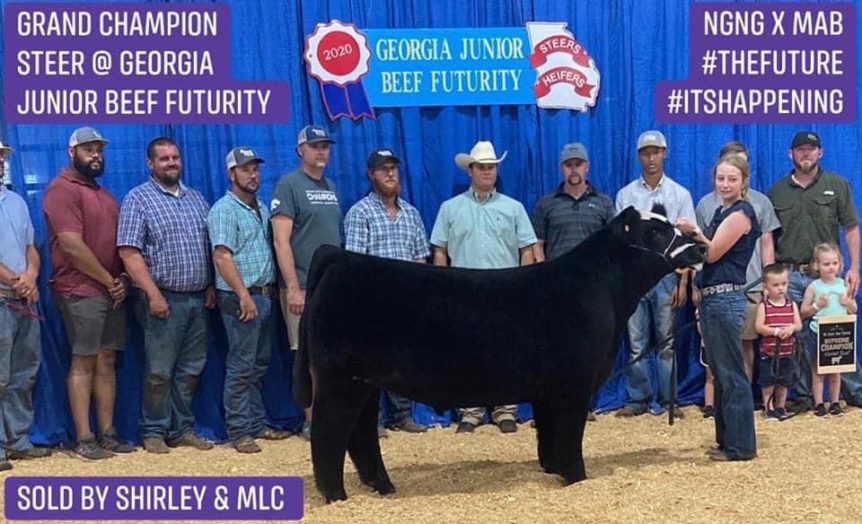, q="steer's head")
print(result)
[613,206,706,271]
